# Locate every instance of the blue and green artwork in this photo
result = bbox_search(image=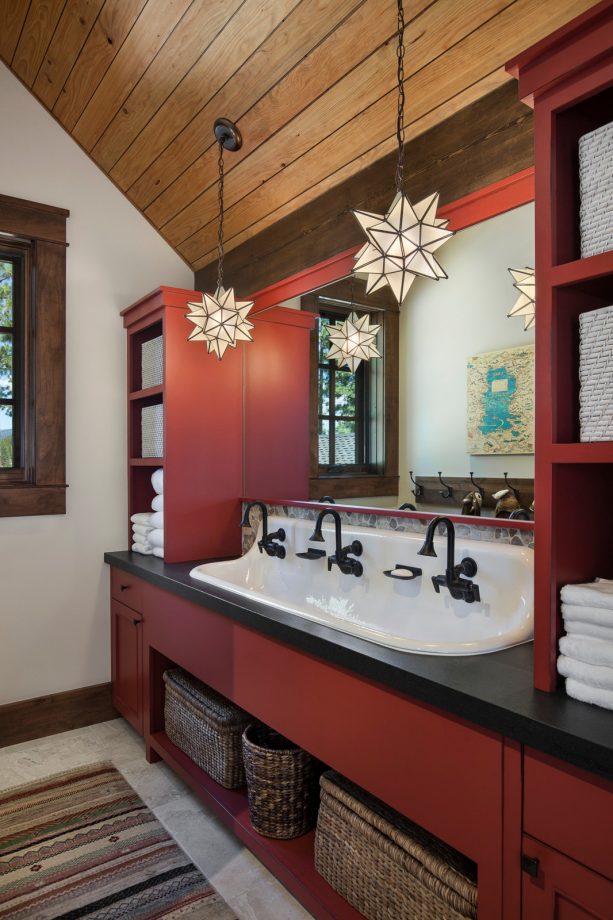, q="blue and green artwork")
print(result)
[467,345,534,455]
